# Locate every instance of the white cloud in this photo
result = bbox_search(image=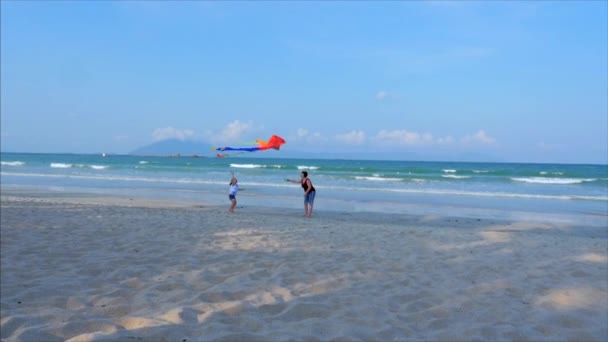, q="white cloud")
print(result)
[374,129,435,145]
[376,91,387,100]
[306,132,325,143]
[436,136,455,145]
[152,127,194,141]
[291,128,326,144]
[371,129,493,147]
[297,128,309,137]
[335,130,366,145]
[461,129,495,144]
[289,127,496,150]
[205,120,255,144]
[219,120,253,140]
